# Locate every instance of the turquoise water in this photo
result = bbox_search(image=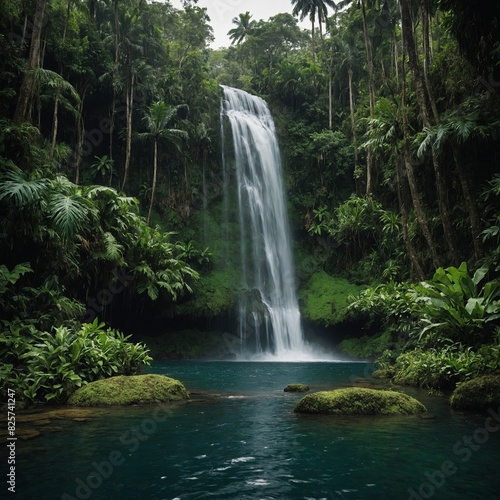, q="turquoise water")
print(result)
[14,361,500,499]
